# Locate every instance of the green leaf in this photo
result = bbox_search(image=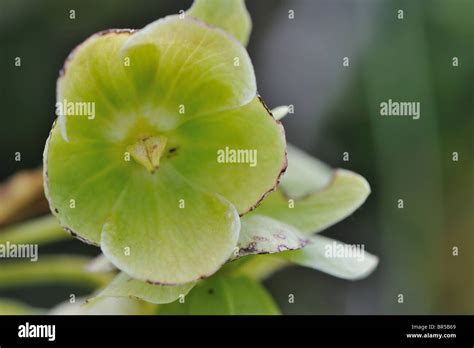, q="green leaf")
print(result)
[232,214,308,260]
[97,272,195,304]
[169,96,286,214]
[281,235,379,280]
[100,166,240,285]
[254,165,370,235]
[157,275,280,315]
[0,215,67,246]
[186,0,252,46]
